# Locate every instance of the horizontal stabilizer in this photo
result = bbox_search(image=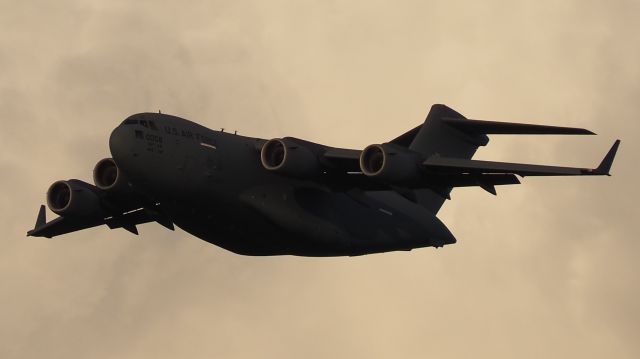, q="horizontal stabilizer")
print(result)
[443,118,595,135]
